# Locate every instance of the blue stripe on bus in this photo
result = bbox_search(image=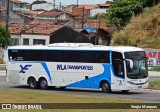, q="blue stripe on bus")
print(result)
[41,62,52,82]
[66,64,111,89]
